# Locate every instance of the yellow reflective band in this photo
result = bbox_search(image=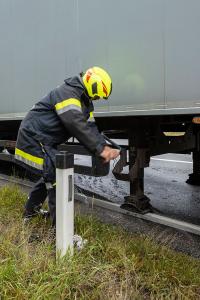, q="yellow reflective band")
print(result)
[55,98,81,111]
[15,148,44,165]
[89,112,94,118]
